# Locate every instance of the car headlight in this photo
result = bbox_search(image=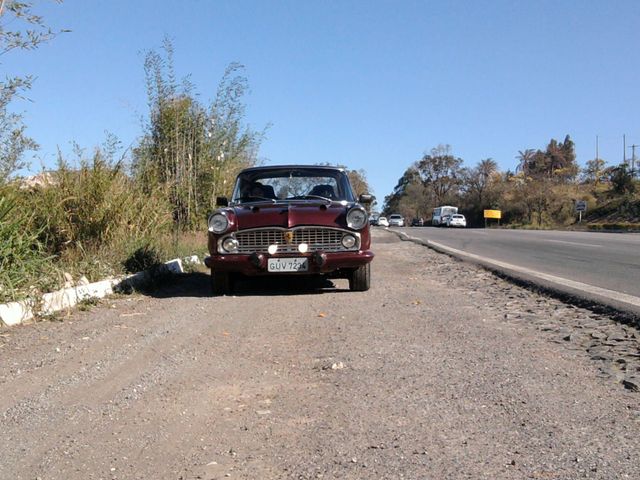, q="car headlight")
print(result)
[341,234,358,249]
[208,212,229,234]
[221,237,239,253]
[346,207,367,230]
